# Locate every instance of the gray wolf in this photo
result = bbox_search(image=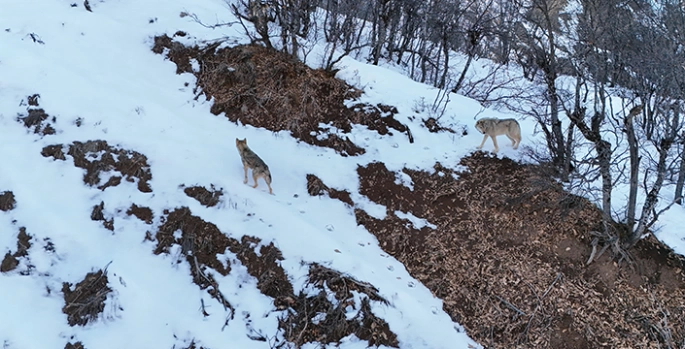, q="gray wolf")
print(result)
[235,138,273,194]
[474,117,521,153]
